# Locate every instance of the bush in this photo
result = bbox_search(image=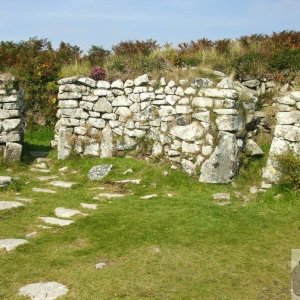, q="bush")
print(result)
[90,66,106,80]
[276,151,300,190]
